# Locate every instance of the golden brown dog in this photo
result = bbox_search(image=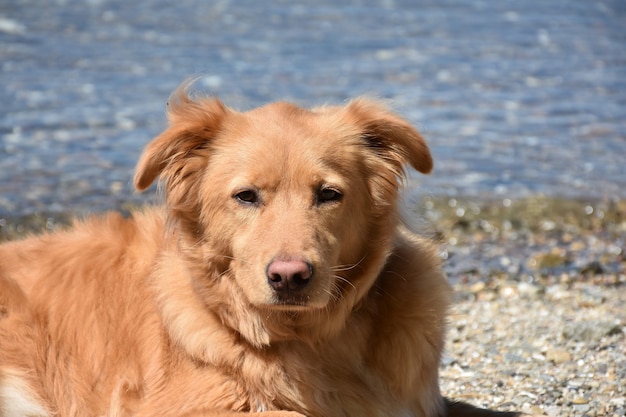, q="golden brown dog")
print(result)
[0,82,540,417]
